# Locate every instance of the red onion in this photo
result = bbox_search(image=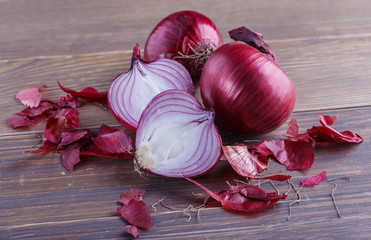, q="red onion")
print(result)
[108,44,194,132]
[200,27,296,135]
[135,89,222,178]
[144,10,223,80]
